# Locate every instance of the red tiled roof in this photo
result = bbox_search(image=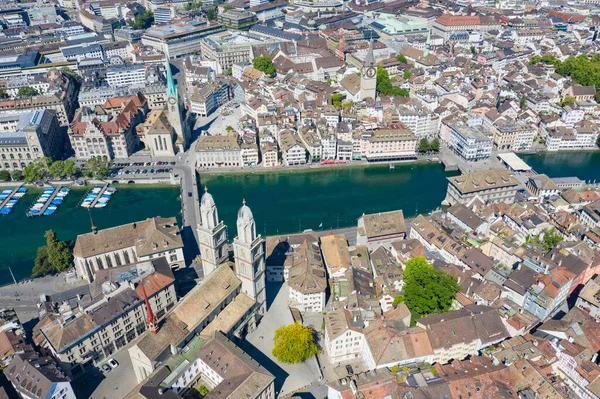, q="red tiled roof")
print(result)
[436,14,481,26]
